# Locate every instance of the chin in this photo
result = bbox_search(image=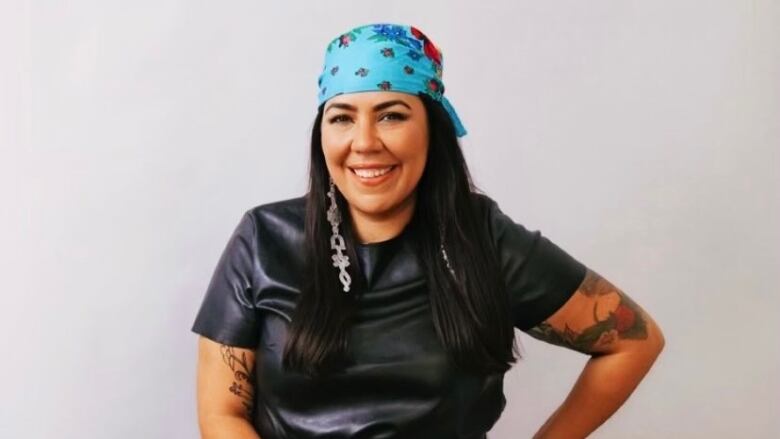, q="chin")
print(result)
[348,195,395,215]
